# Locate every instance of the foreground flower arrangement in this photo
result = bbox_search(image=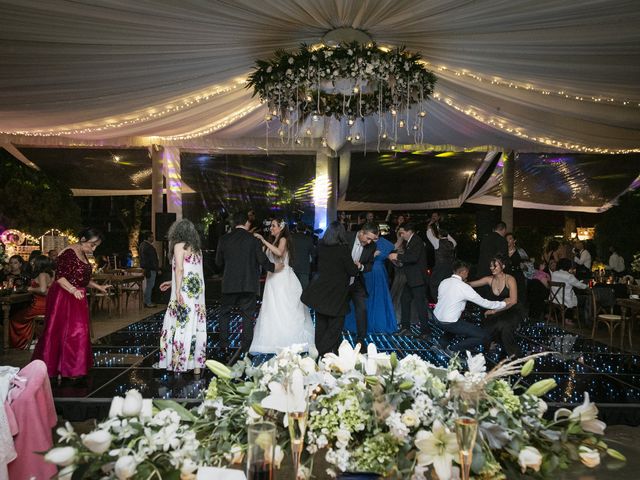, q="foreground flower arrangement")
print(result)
[46,343,625,479]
